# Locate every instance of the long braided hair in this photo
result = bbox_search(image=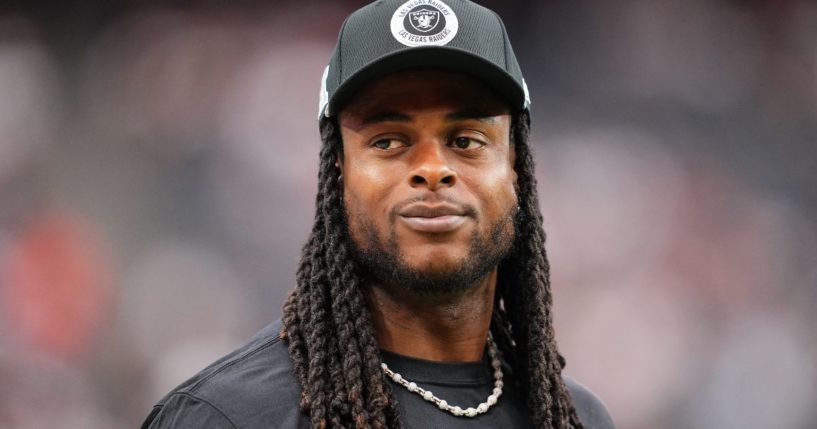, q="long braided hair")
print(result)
[281,110,584,429]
